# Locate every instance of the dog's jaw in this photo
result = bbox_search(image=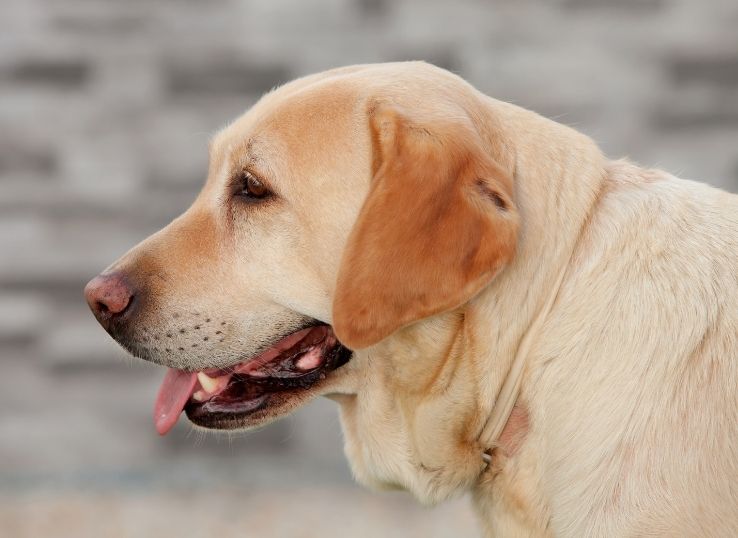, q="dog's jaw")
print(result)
[152,324,351,435]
